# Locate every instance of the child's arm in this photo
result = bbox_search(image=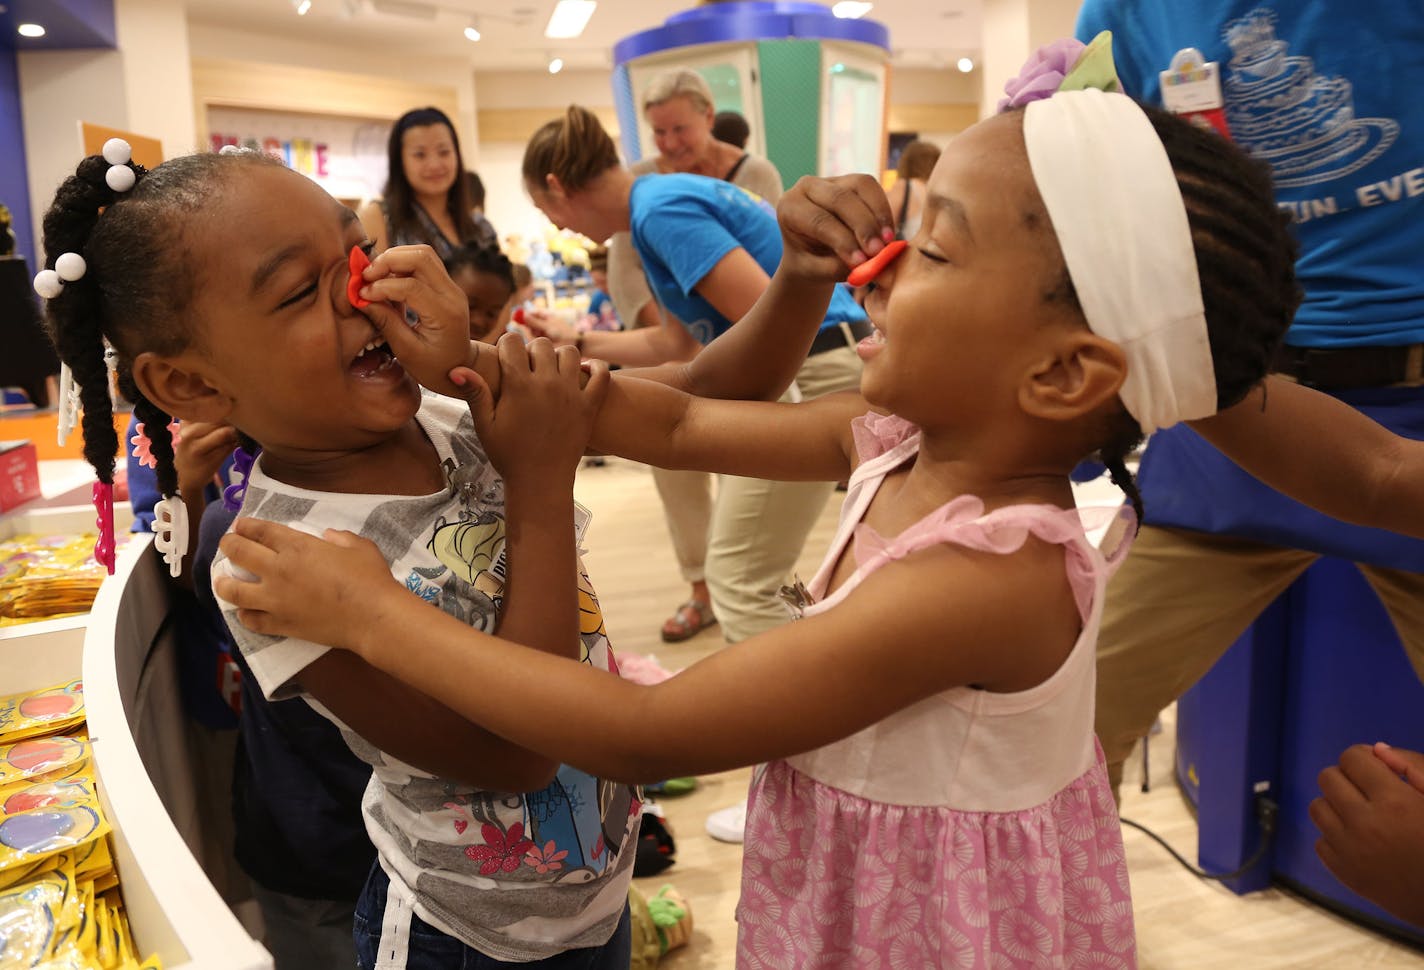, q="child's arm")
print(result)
[217,520,1077,783]
[1188,376,1424,538]
[293,651,560,792]
[460,335,609,657]
[630,174,895,404]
